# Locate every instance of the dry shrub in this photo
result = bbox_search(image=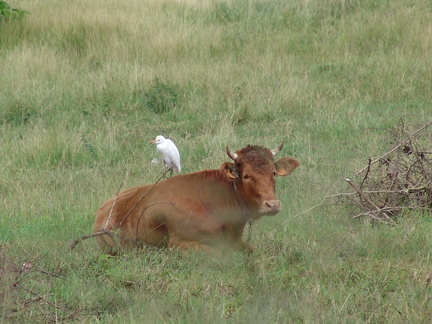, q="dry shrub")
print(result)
[343,118,432,222]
